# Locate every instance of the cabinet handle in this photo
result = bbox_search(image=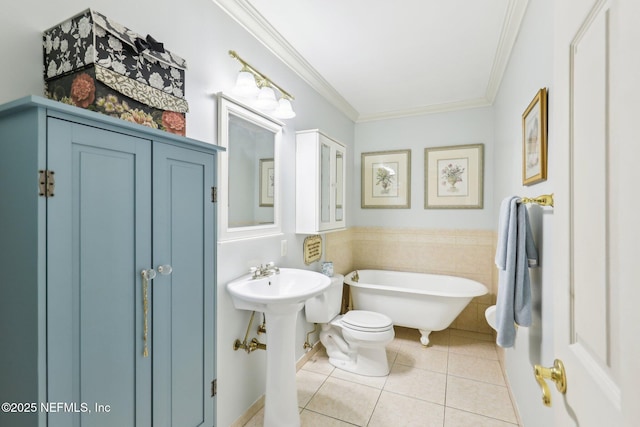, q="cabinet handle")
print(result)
[141,269,156,357]
[157,264,173,275]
